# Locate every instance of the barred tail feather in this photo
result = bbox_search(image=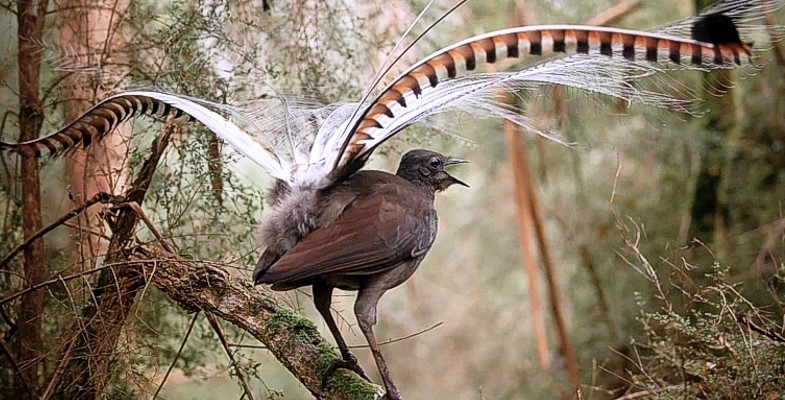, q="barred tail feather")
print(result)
[331,23,755,177]
[0,91,288,181]
[3,0,777,191]
[1,94,171,157]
